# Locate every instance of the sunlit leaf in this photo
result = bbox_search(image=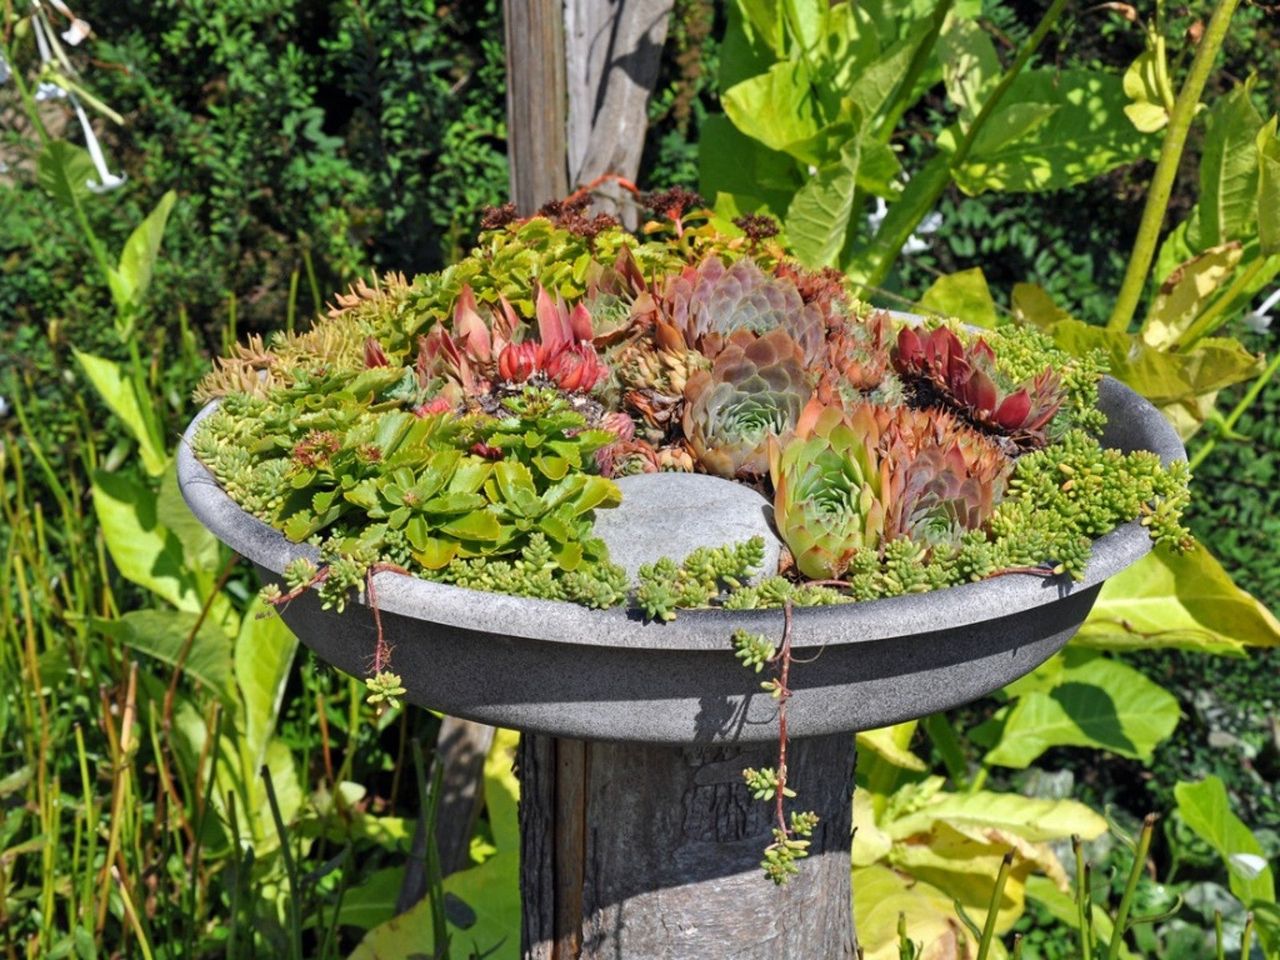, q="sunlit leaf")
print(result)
[1076,541,1280,656]
[1190,80,1263,249]
[984,649,1180,767]
[1257,116,1280,255]
[1140,243,1243,350]
[74,351,168,476]
[948,70,1158,195]
[938,13,999,127]
[787,134,861,268]
[234,597,298,777]
[919,268,998,328]
[92,471,201,611]
[853,864,970,960]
